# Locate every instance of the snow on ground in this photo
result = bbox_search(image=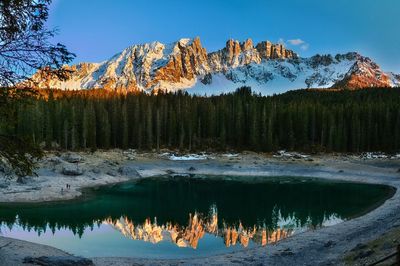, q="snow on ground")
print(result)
[222,153,239,158]
[273,150,310,159]
[160,152,213,161]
